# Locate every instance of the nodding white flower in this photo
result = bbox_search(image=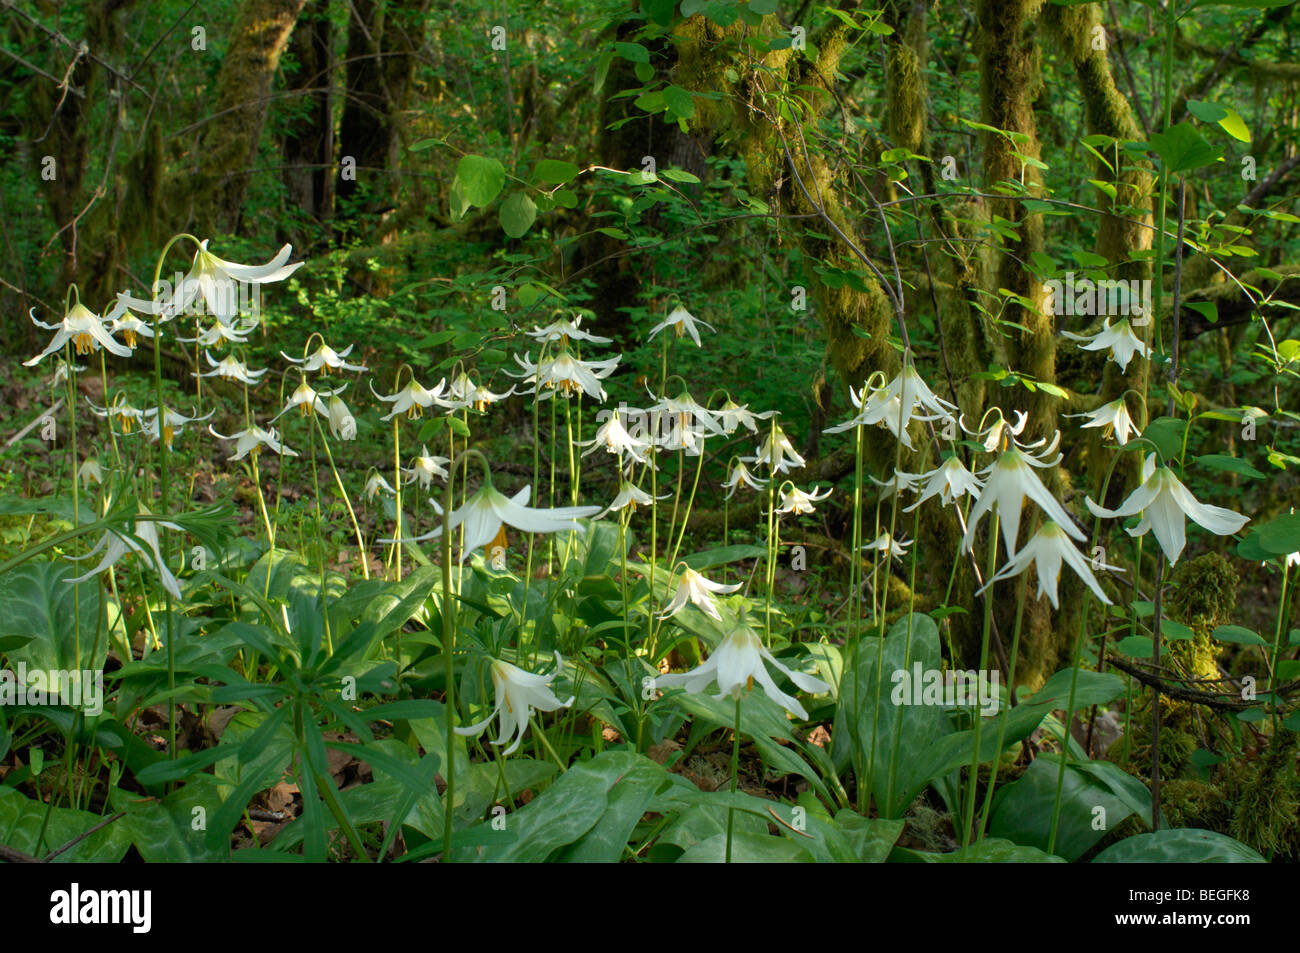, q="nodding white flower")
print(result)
[77,457,103,489]
[107,313,156,350]
[141,404,213,448]
[862,532,910,560]
[526,314,612,345]
[962,411,1029,454]
[51,359,84,387]
[778,485,833,515]
[828,365,956,444]
[88,394,146,435]
[656,618,830,720]
[446,372,513,412]
[176,318,259,349]
[270,380,343,422]
[197,352,267,385]
[366,473,397,500]
[1085,454,1249,565]
[67,508,184,600]
[978,520,1118,609]
[579,411,651,467]
[209,424,298,460]
[963,443,1085,556]
[386,480,600,560]
[598,482,667,518]
[870,469,923,500]
[1067,397,1137,446]
[1062,318,1150,373]
[723,459,767,499]
[508,350,621,402]
[647,304,715,347]
[370,377,450,420]
[659,567,742,622]
[327,396,356,440]
[402,446,450,489]
[281,341,366,375]
[25,303,132,365]
[658,423,705,456]
[746,423,806,474]
[717,398,775,435]
[455,653,574,757]
[646,388,729,440]
[166,240,302,322]
[906,456,982,511]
